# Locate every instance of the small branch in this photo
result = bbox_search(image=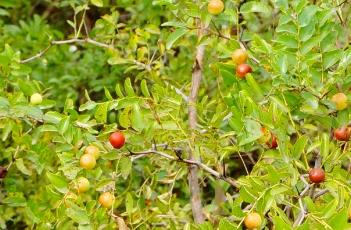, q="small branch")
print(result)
[293,198,307,227]
[128,149,237,188]
[20,38,113,64]
[313,189,328,199]
[20,45,52,64]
